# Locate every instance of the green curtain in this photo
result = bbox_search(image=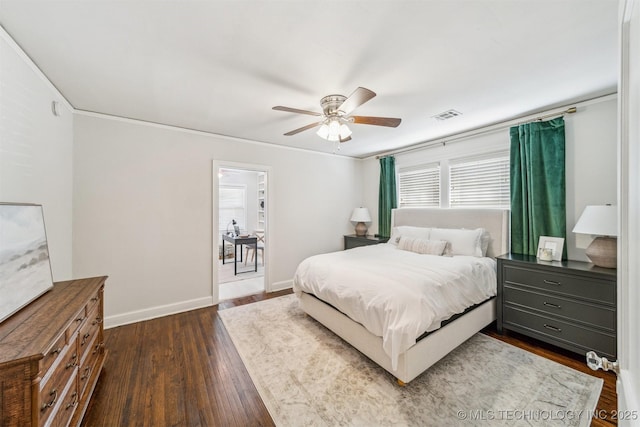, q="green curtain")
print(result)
[378,156,397,237]
[510,117,567,259]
